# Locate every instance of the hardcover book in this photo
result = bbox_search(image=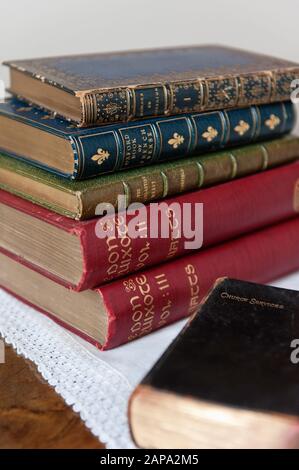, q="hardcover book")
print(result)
[0,99,295,179]
[1,218,299,350]
[1,160,299,289]
[1,136,299,219]
[129,278,299,449]
[4,45,299,126]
